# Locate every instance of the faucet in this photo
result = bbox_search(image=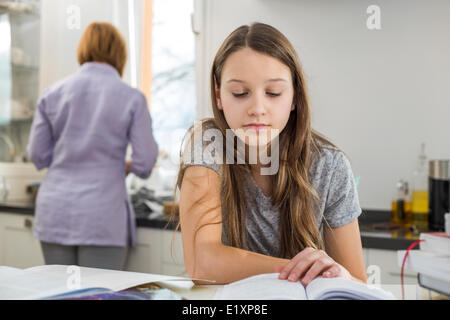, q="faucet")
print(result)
[0,133,15,161]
